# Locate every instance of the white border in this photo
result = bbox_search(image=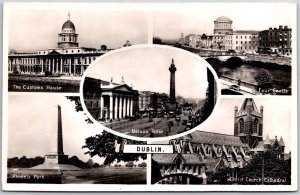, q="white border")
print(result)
[2,2,297,192]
